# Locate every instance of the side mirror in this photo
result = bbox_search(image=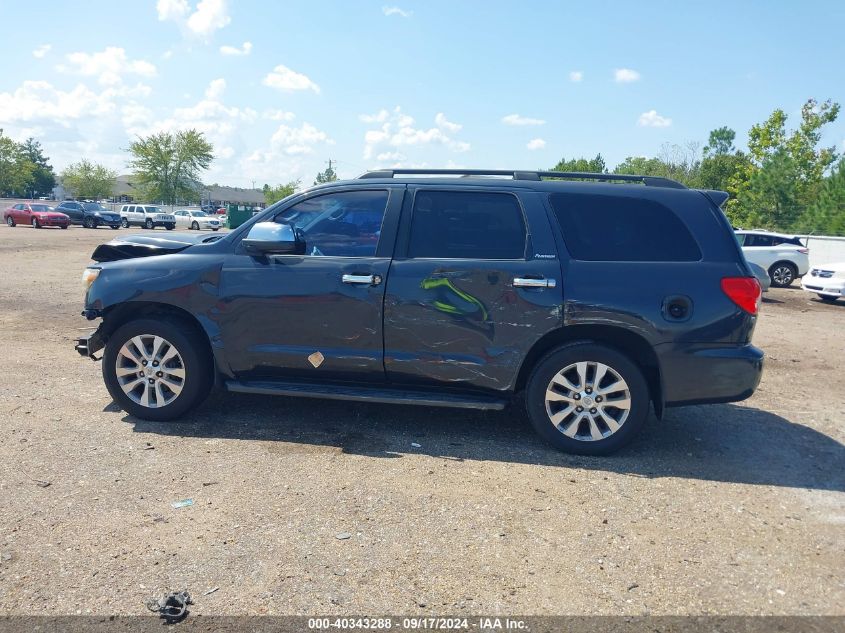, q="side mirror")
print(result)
[242,222,304,255]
